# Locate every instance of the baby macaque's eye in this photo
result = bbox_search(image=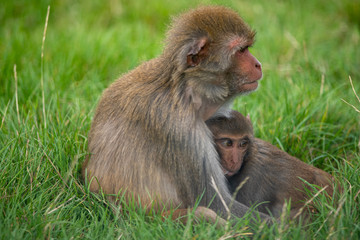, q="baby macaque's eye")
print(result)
[239,139,248,147]
[218,139,233,148]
